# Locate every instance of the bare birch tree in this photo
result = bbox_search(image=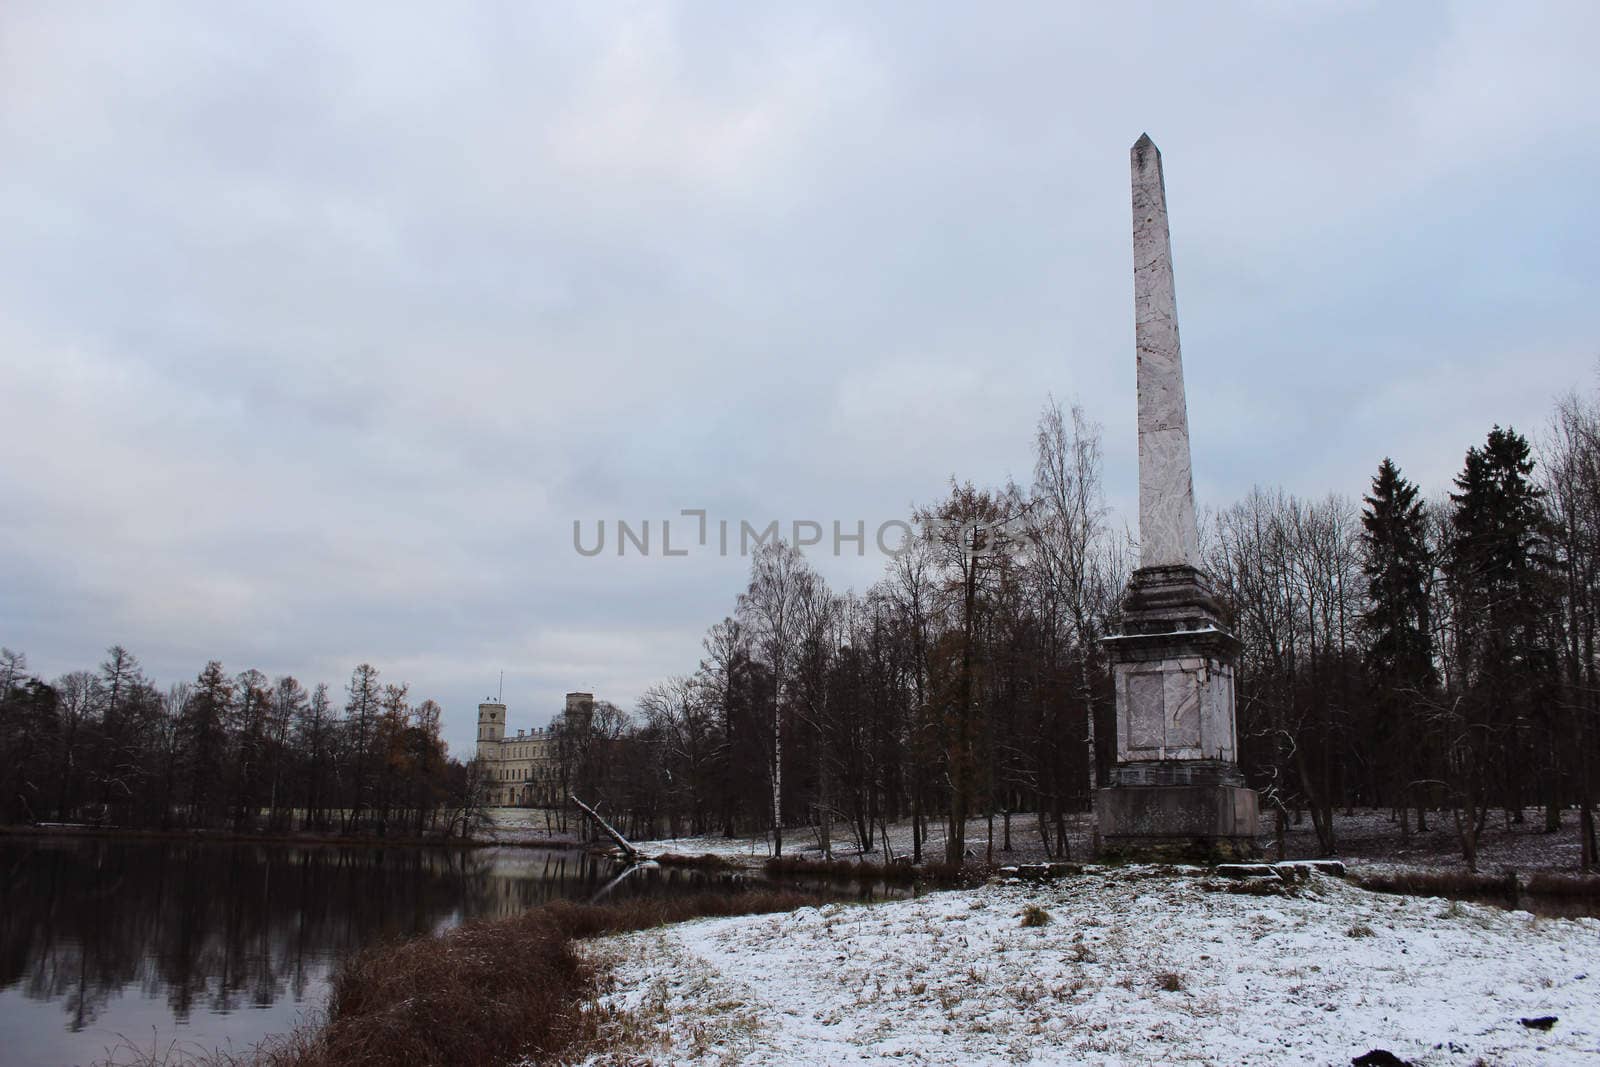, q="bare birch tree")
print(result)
[736,540,816,856]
